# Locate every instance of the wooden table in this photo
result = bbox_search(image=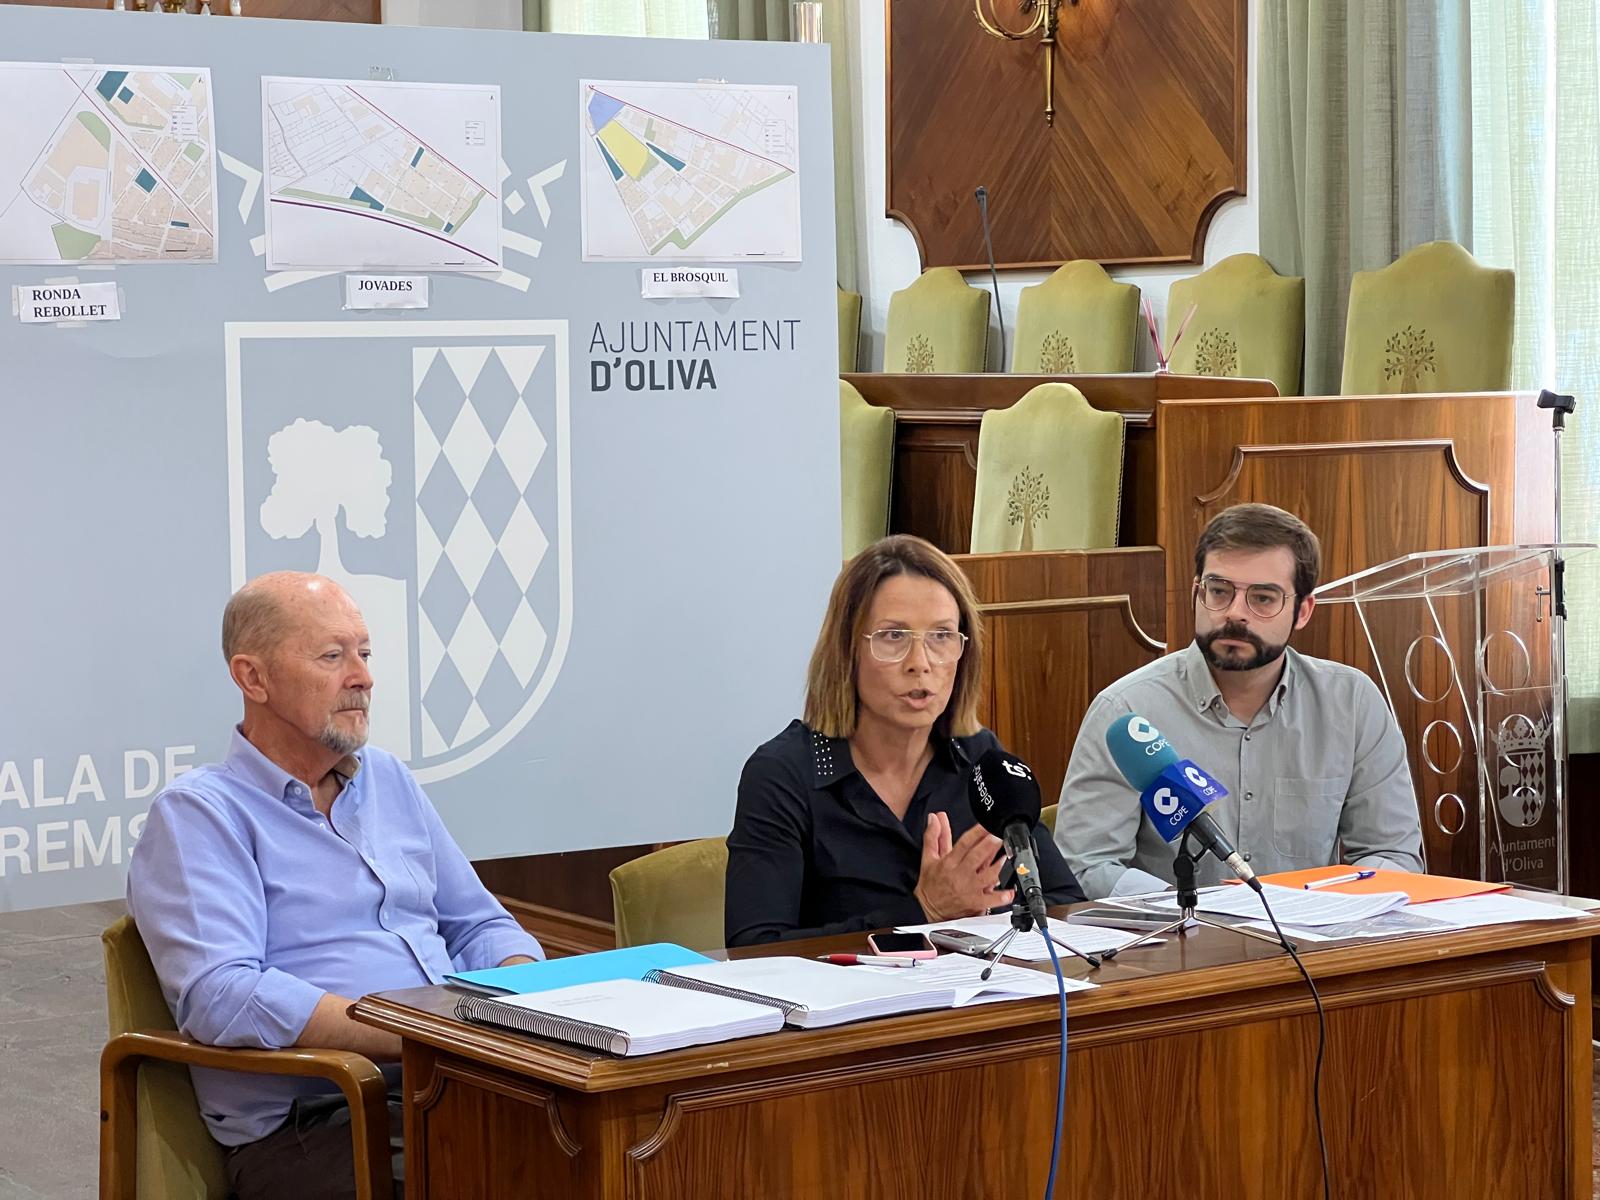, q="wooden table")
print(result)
[353,903,1598,1199]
